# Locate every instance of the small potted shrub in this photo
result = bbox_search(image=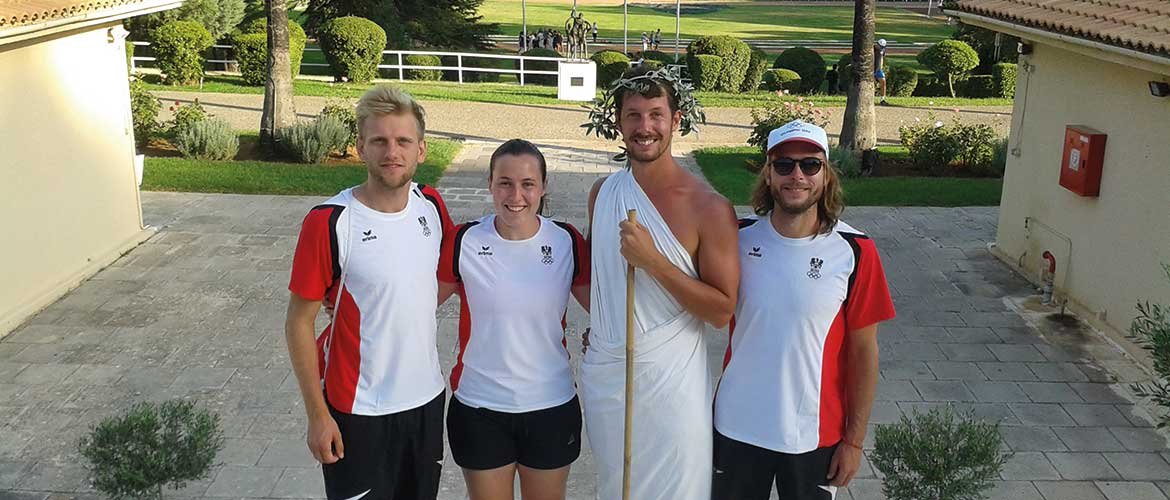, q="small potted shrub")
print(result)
[79,399,224,499]
[871,405,1010,500]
